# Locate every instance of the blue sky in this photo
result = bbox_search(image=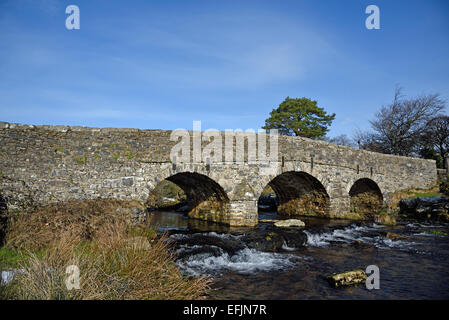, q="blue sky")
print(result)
[1,0,448,138]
